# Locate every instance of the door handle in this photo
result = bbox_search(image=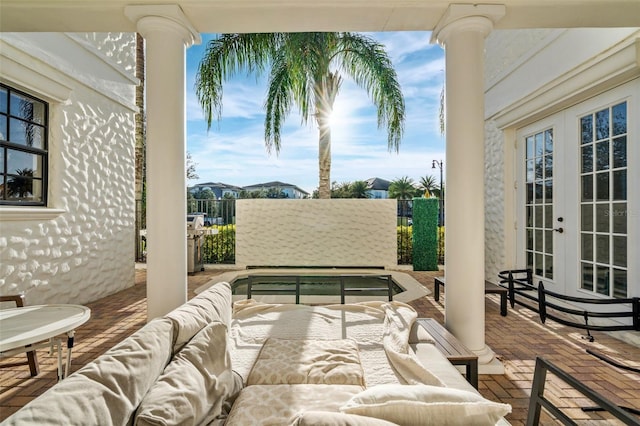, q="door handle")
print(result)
[553,228,564,233]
